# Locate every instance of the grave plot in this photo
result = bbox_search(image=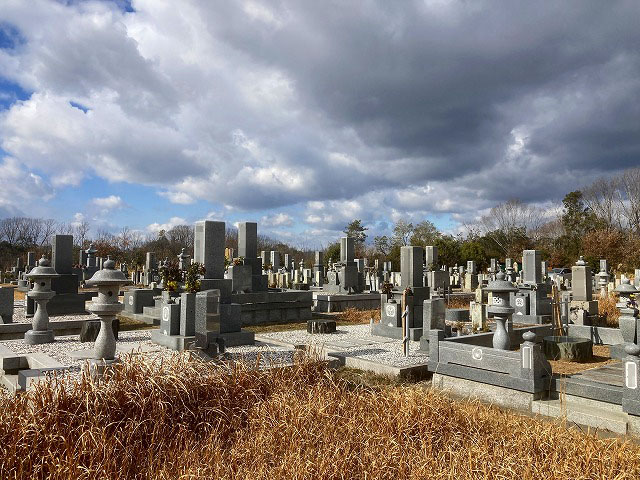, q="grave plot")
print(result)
[256,323,430,378]
[314,236,382,312]
[0,329,297,393]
